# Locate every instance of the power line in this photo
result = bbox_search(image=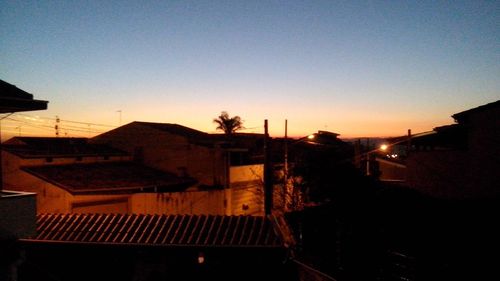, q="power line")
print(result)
[4,117,93,137]
[6,116,109,134]
[15,113,117,128]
